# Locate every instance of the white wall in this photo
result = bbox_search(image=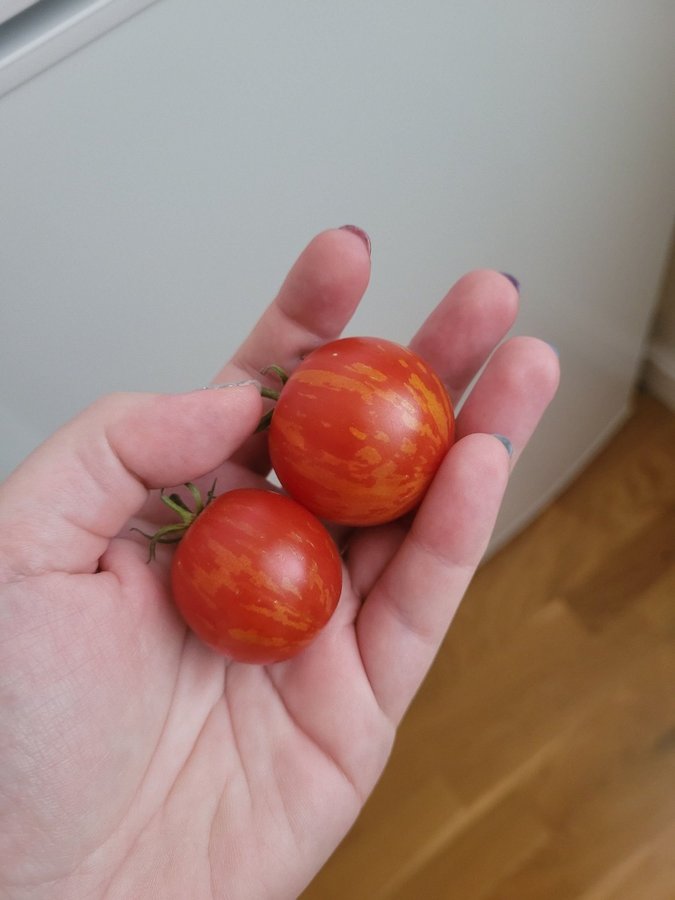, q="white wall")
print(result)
[2,1,675,547]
